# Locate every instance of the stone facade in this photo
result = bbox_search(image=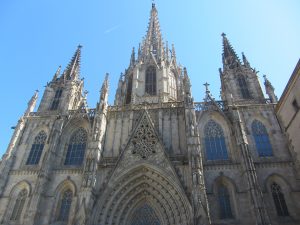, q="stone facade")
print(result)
[0,4,299,225]
[276,59,300,176]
